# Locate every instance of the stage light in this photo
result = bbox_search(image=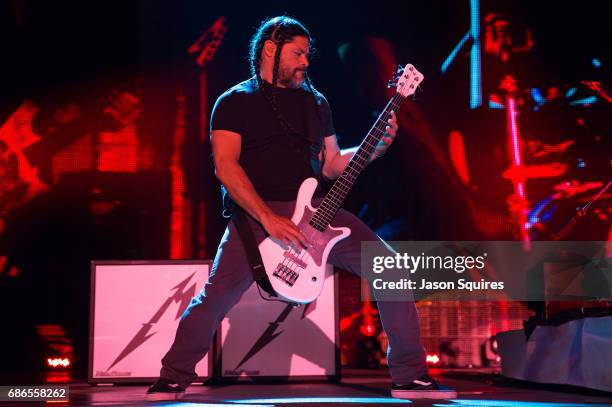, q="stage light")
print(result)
[229,397,411,404]
[469,0,482,109]
[165,404,273,407]
[360,323,376,337]
[439,0,481,108]
[441,33,469,74]
[166,404,273,407]
[47,358,71,368]
[488,100,504,109]
[426,354,440,364]
[436,400,595,407]
[530,88,545,108]
[506,96,531,246]
[569,96,597,106]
